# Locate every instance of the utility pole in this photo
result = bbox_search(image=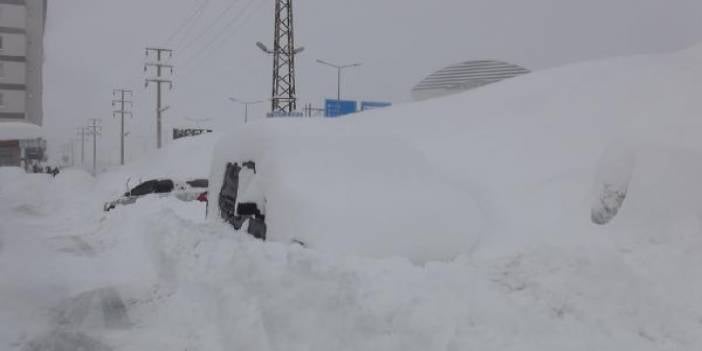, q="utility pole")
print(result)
[145,47,173,149]
[112,89,133,165]
[86,119,102,176]
[256,0,304,114]
[70,139,77,167]
[76,127,87,165]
